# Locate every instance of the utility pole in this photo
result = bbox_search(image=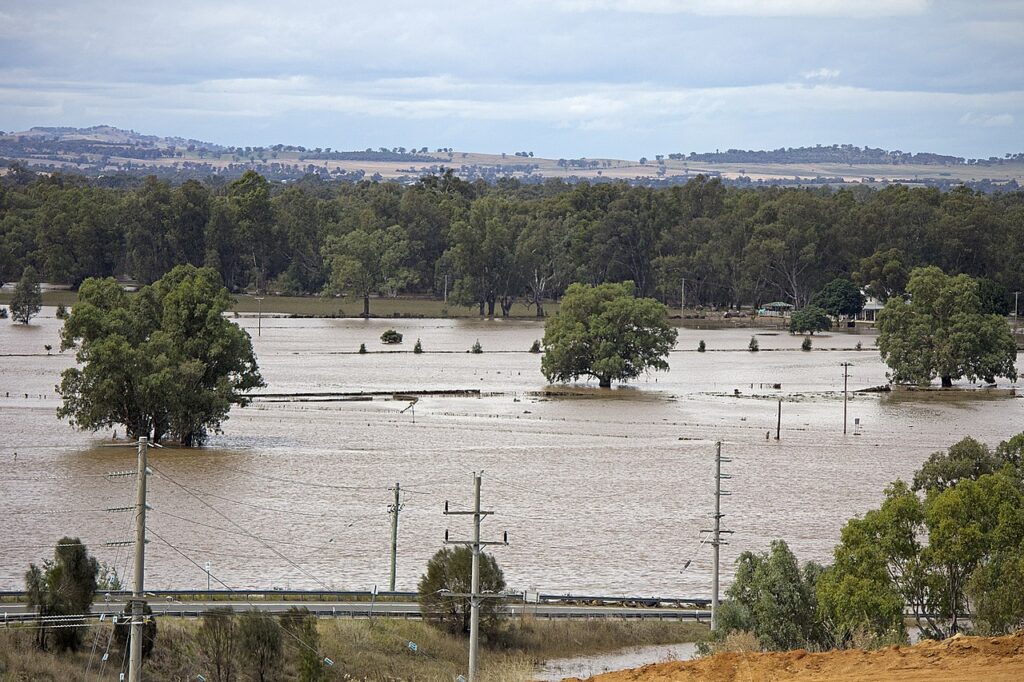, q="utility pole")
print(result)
[444,473,508,682]
[1015,291,1020,330]
[681,278,686,315]
[841,362,852,434]
[254,296,264,337]
[388,482,403,591]
[128,437,149,682]
[704,442,732,631]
